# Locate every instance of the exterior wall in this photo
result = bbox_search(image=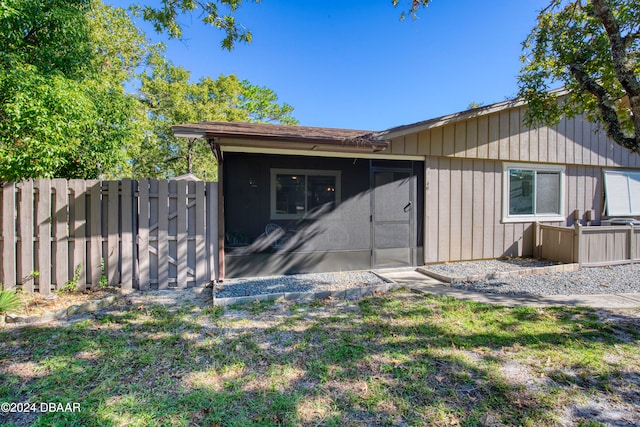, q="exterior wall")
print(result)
[423,157,604,263]
[391,106,640,168]
[388,109,633,264]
